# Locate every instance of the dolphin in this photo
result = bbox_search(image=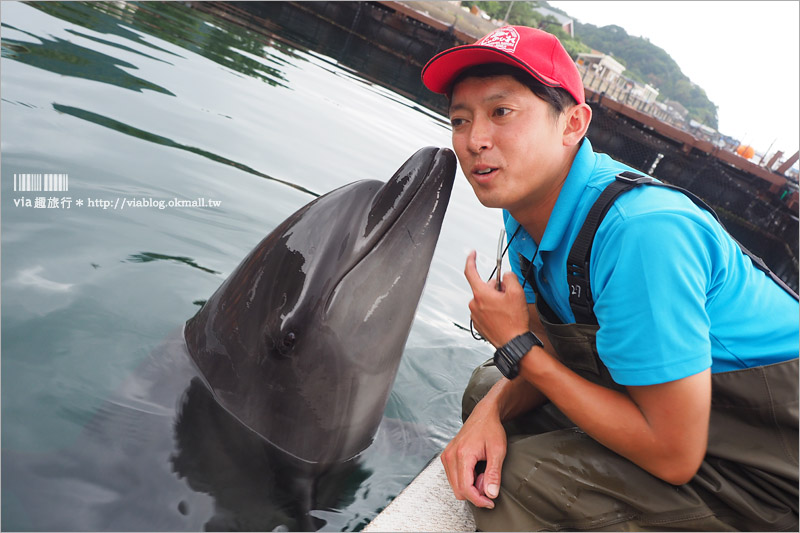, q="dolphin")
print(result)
[184,146,456,469]
[183,144,456,526]
[3,146,456,532]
